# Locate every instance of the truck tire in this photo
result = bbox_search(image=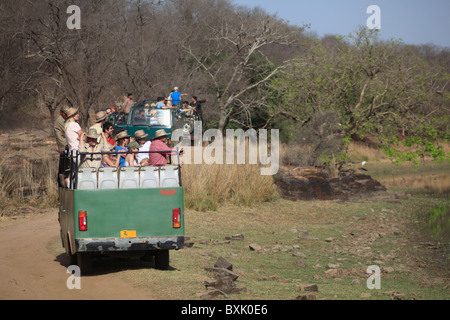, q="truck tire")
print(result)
[77,252,93,275]
[154,250,169,270]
